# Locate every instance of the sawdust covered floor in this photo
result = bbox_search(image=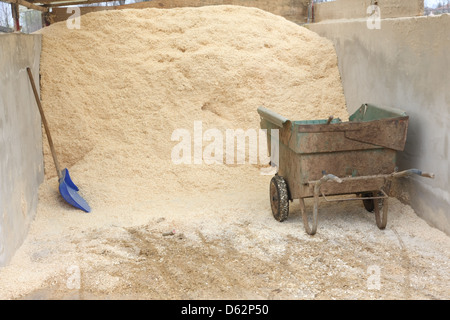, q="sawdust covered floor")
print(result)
[1,175,449,300]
